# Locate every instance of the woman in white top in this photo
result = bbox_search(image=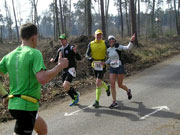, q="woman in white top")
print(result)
[106,34,135,109]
